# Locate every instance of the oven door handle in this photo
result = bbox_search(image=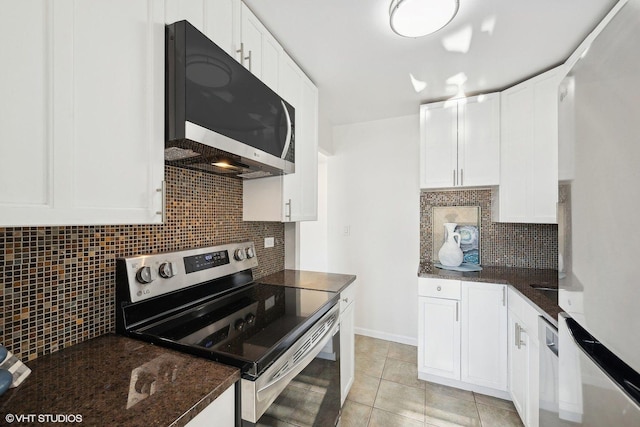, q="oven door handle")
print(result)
[256,321,337,400]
